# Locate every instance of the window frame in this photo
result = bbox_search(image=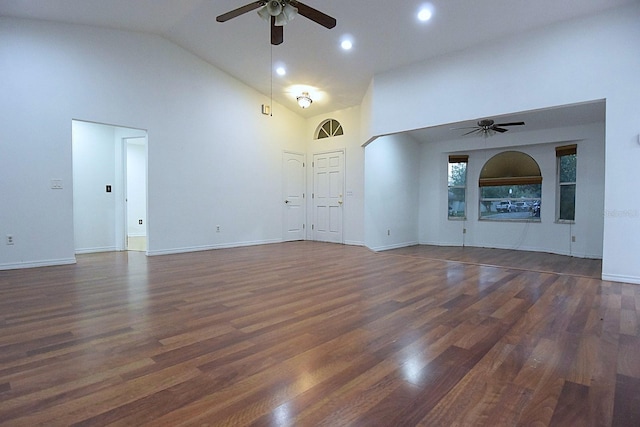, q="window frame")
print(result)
[478,151,542,222]
[556,144,577,223]
[447,155,468,220]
